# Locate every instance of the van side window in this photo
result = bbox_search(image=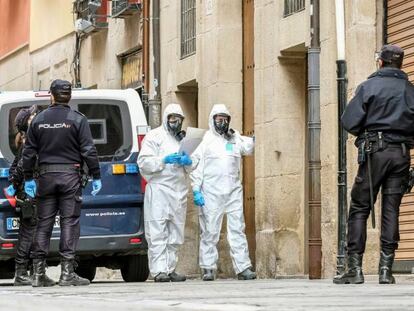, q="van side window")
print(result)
[78,104,126,161]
